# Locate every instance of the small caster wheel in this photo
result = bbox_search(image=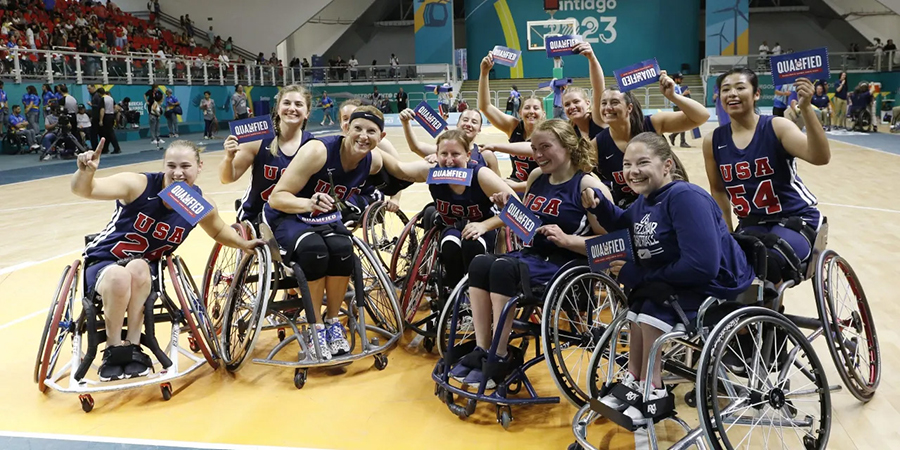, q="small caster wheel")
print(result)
[294,368,308,389]
[422,337,435,353]
[188,336,200,353]
[370,336,380,346]
[496,405,512,429]
[374,354,388,370]
[567,443,585,450]
[277,328,286,342]
[465,398,477,416]
[79,394,94,413]
[803,435,817,450]
[684,389,697,408]
[160,382,173,401]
